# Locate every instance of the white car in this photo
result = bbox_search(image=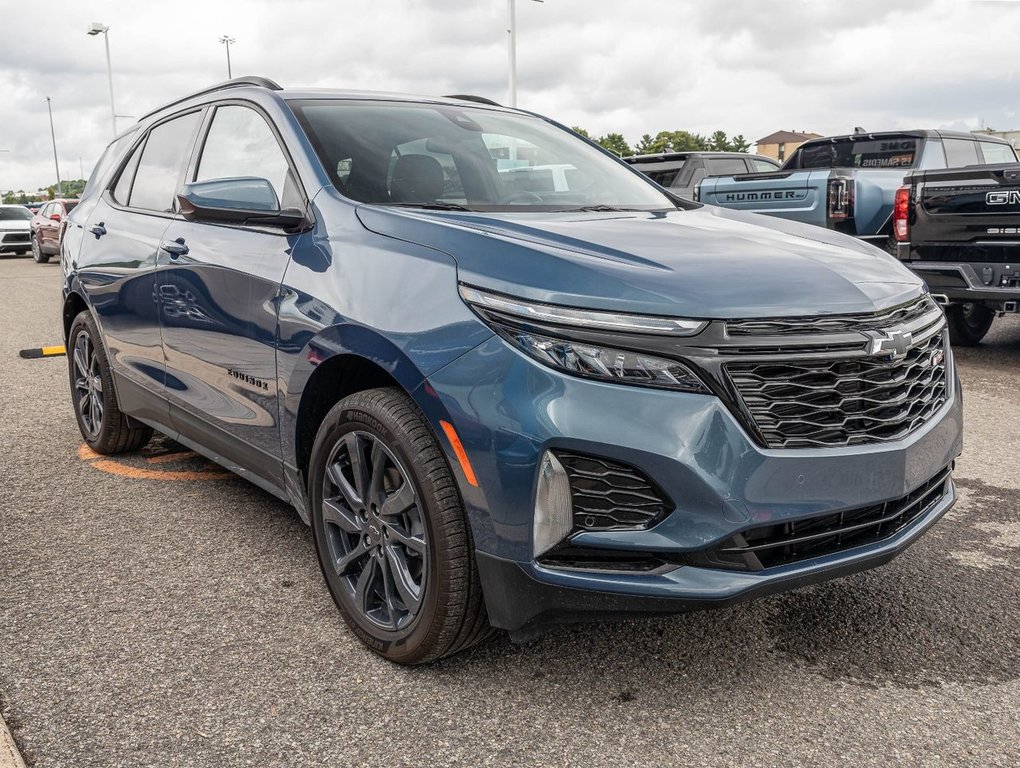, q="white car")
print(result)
[0,205,33,256]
